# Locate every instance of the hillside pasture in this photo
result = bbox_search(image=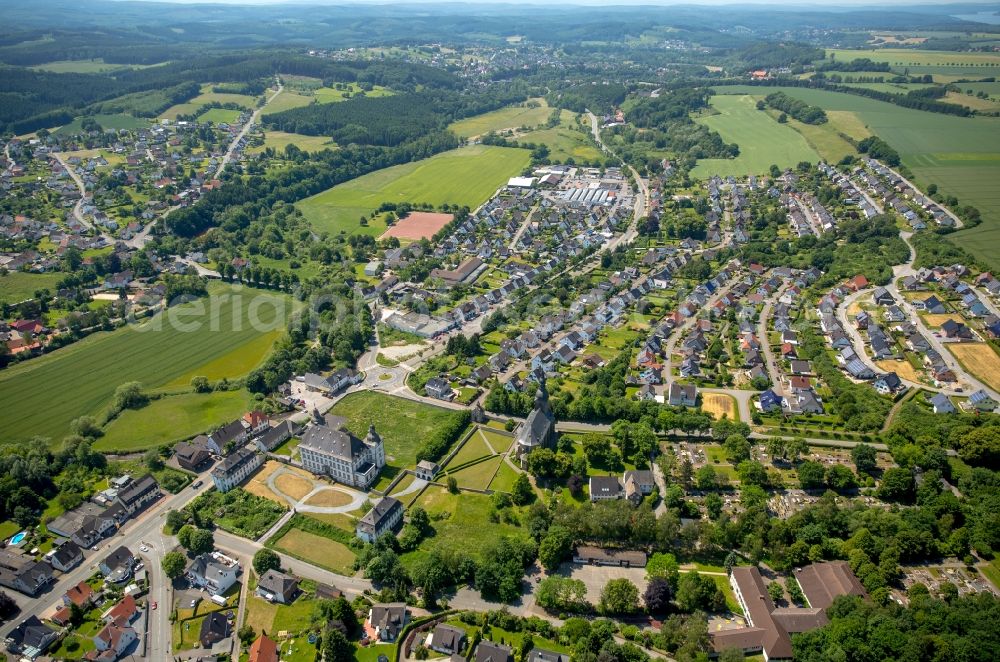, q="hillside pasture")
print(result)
[197,108,242,124]
[518,110,603,163]
[823,48,1000,77]
[29,59,165,74]
[54,114,149,135]
[296,145,530,236]
[691,94,819,177]
[313,84,393,104]
[0,283,290,444]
